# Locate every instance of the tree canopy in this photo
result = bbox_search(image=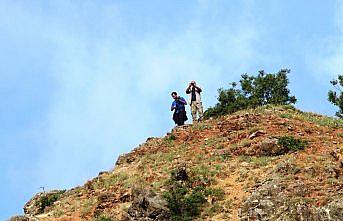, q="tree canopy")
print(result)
[328,75,343,118]
[204,69,297,118]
